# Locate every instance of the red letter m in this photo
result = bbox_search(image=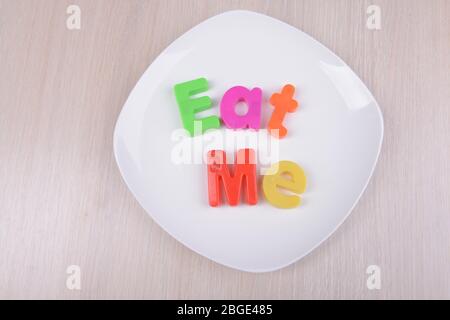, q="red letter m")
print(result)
[207,149,258,206]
